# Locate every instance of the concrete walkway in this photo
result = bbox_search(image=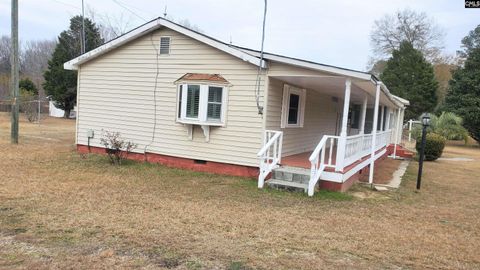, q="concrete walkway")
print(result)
[375,160,410,189]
